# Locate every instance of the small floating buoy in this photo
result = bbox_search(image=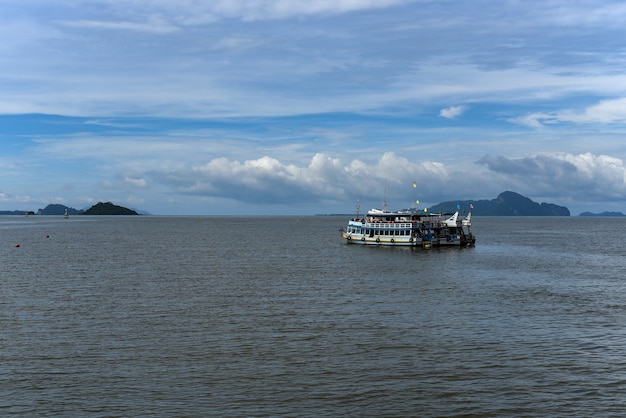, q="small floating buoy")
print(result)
[15,243,20,247]
[46,234,50,238]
